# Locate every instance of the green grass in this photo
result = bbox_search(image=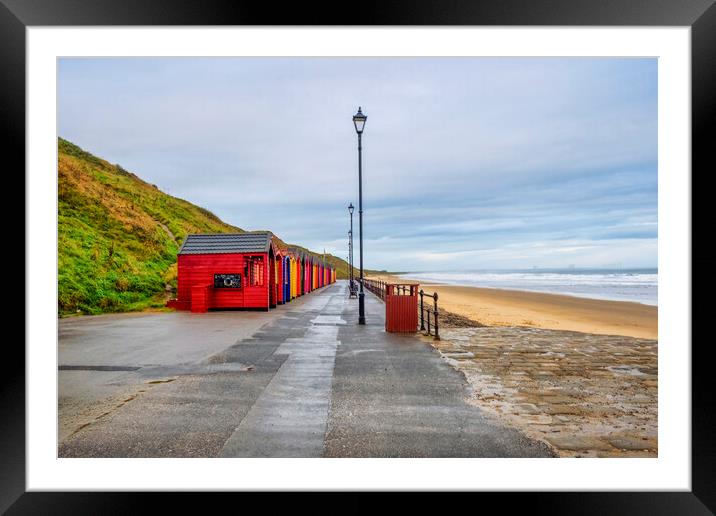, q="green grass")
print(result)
[57,138,354,316]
